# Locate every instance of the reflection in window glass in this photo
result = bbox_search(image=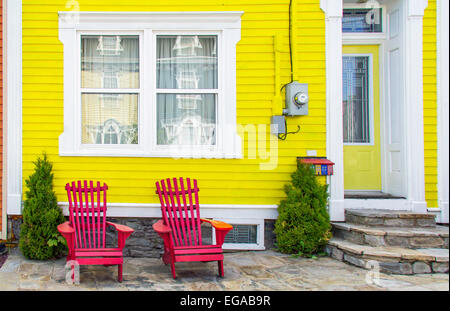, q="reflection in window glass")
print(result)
[81,35,140,89]
[343,56,371,144]
[157,94,216,146]
[82,94,138,144]
[156,35,218,89]
[156,35,218,147]
[343,9,382,33]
